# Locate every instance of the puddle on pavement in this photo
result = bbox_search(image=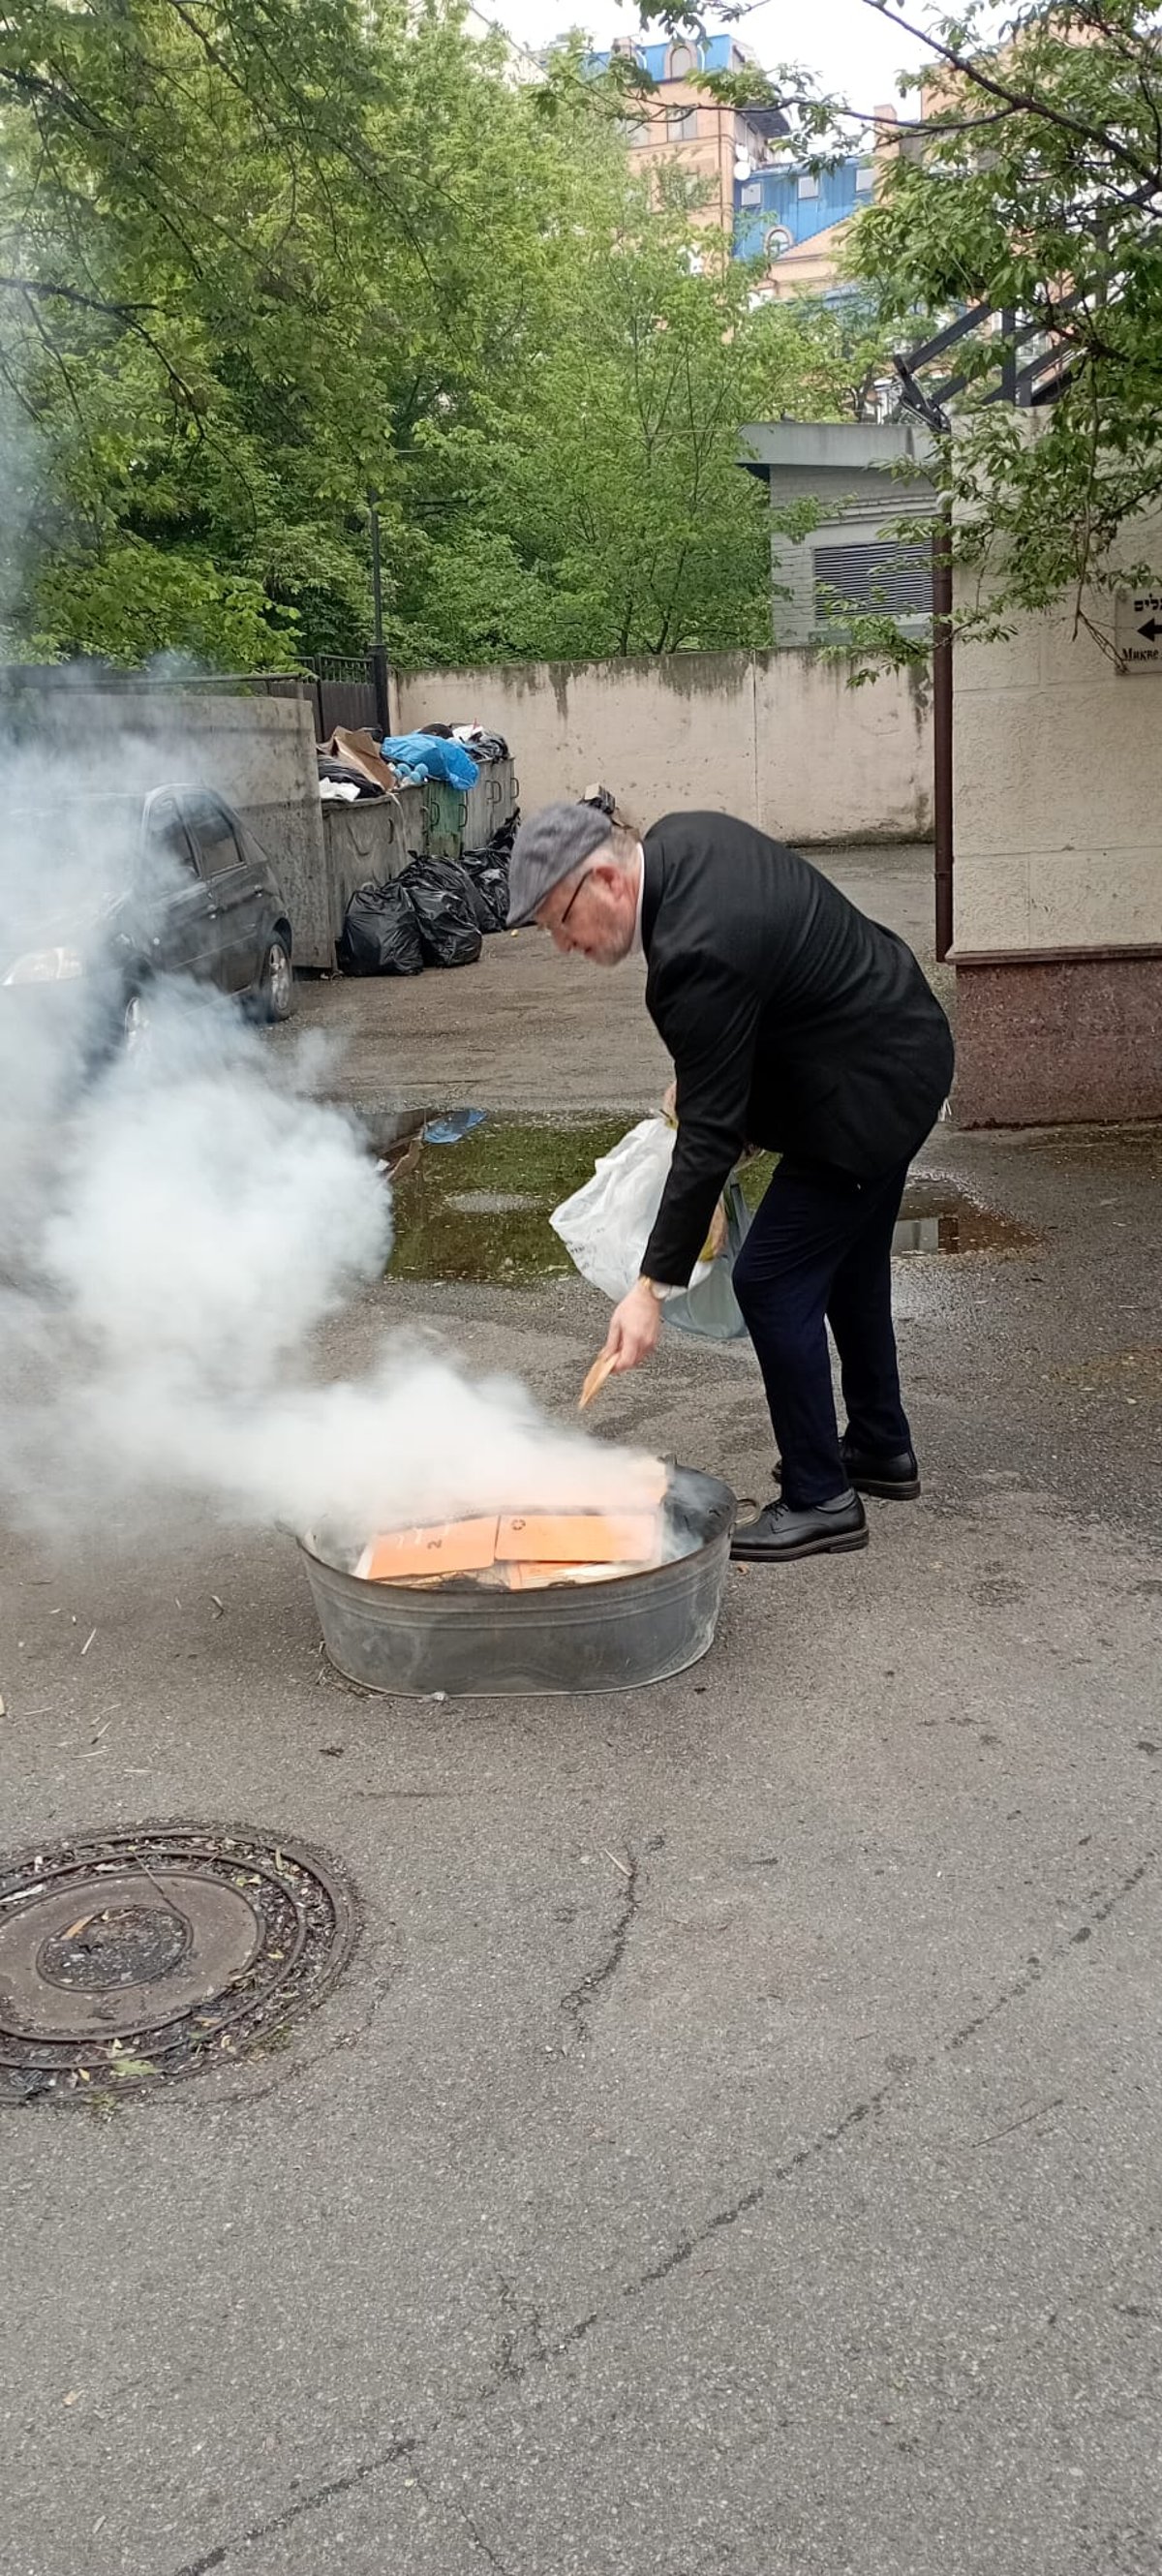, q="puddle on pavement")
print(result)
[386,1119,624,1284]
[889,1179,1040,1257]
[384,1120,1040,1286]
